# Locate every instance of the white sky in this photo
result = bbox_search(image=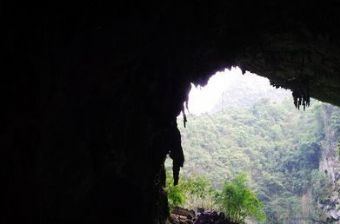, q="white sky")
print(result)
[187,67,288,115]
